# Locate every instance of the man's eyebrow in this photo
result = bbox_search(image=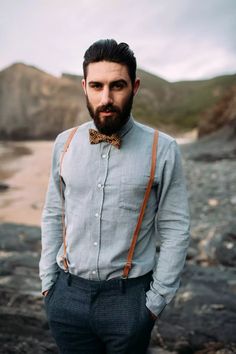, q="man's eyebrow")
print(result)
[88,79,128,86]
[88,81,102,86]
[111,79,128,86]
